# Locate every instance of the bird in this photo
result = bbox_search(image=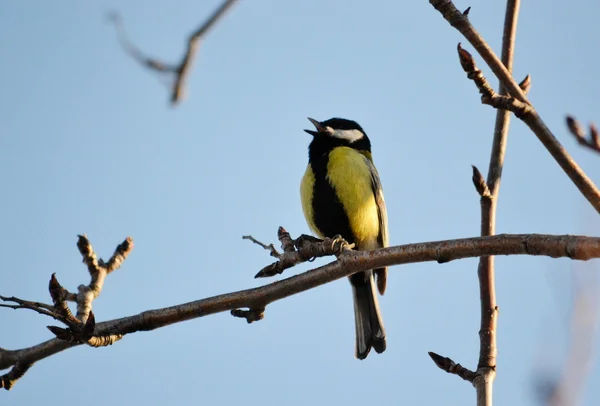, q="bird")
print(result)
[300,117,389,360]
